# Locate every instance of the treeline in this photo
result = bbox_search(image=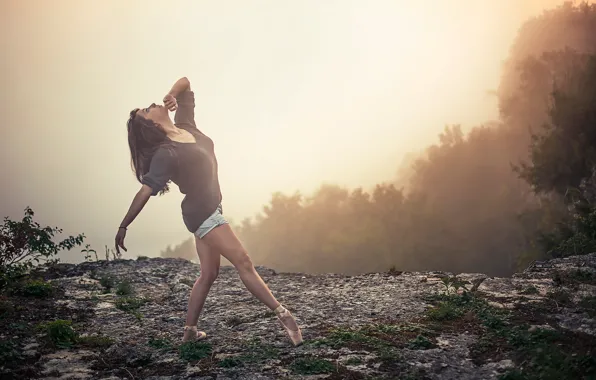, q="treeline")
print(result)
[162,2,596,276]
